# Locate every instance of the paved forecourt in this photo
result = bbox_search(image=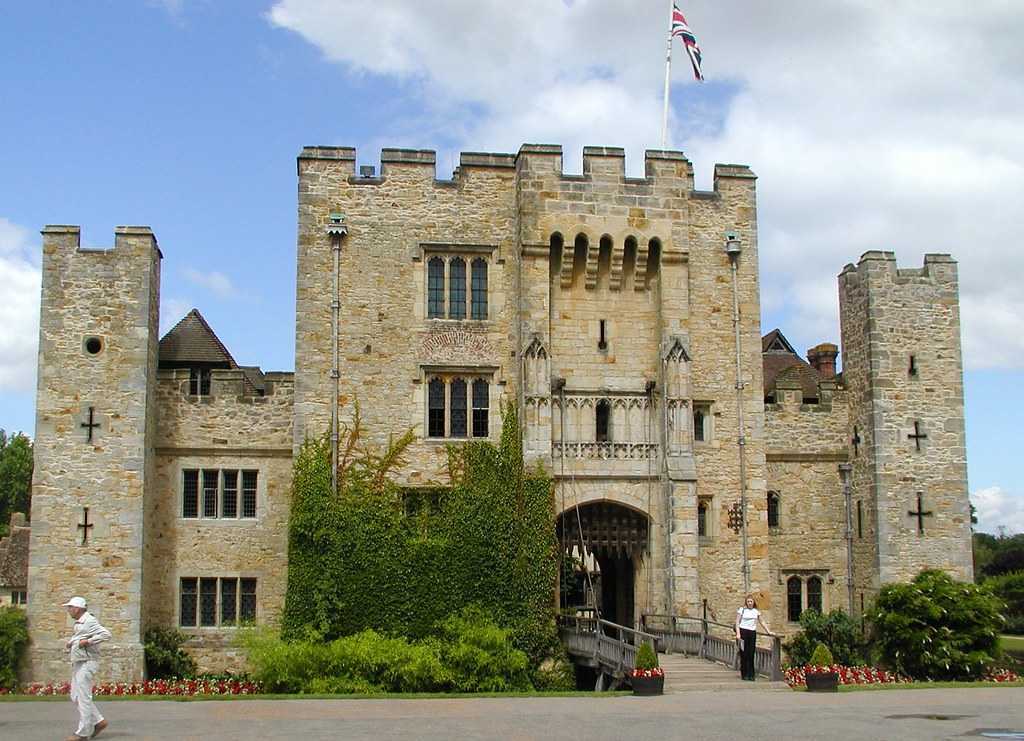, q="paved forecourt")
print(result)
[3,687,1023,741]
